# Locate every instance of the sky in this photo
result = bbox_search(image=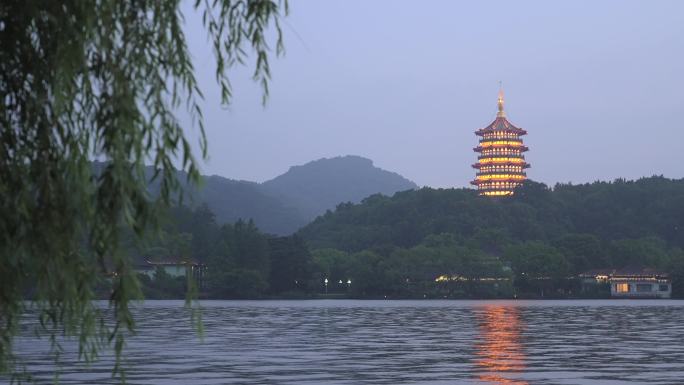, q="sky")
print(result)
[179,0,684,188]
